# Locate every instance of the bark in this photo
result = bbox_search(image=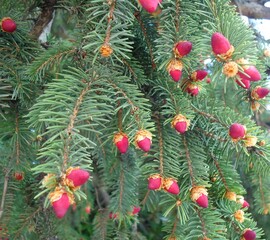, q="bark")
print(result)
[30,0,57,39]
[233,0,270,19]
